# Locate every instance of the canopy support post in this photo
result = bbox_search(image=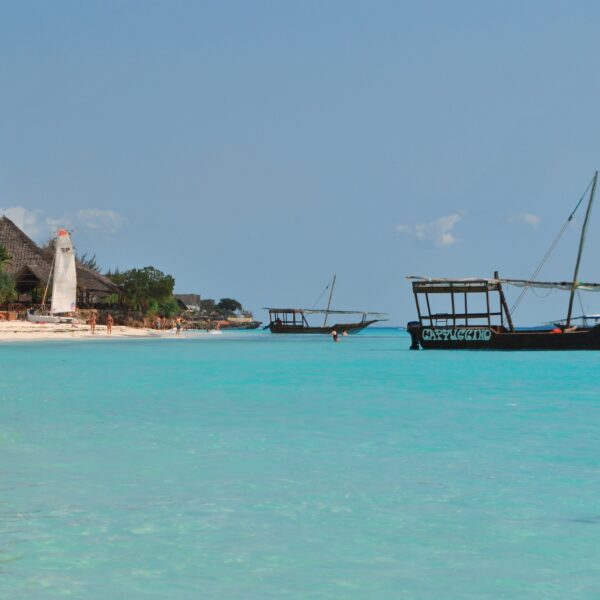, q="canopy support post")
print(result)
[496,271,514,331]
